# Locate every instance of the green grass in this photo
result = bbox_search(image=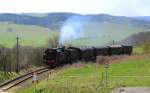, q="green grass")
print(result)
[0,72,18,83]
[66,22,145,46]
[133,45,150,54]
[0,21,146,47]
[15,55,150,93]
[133,46,144,54]
[0,22,58,47]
